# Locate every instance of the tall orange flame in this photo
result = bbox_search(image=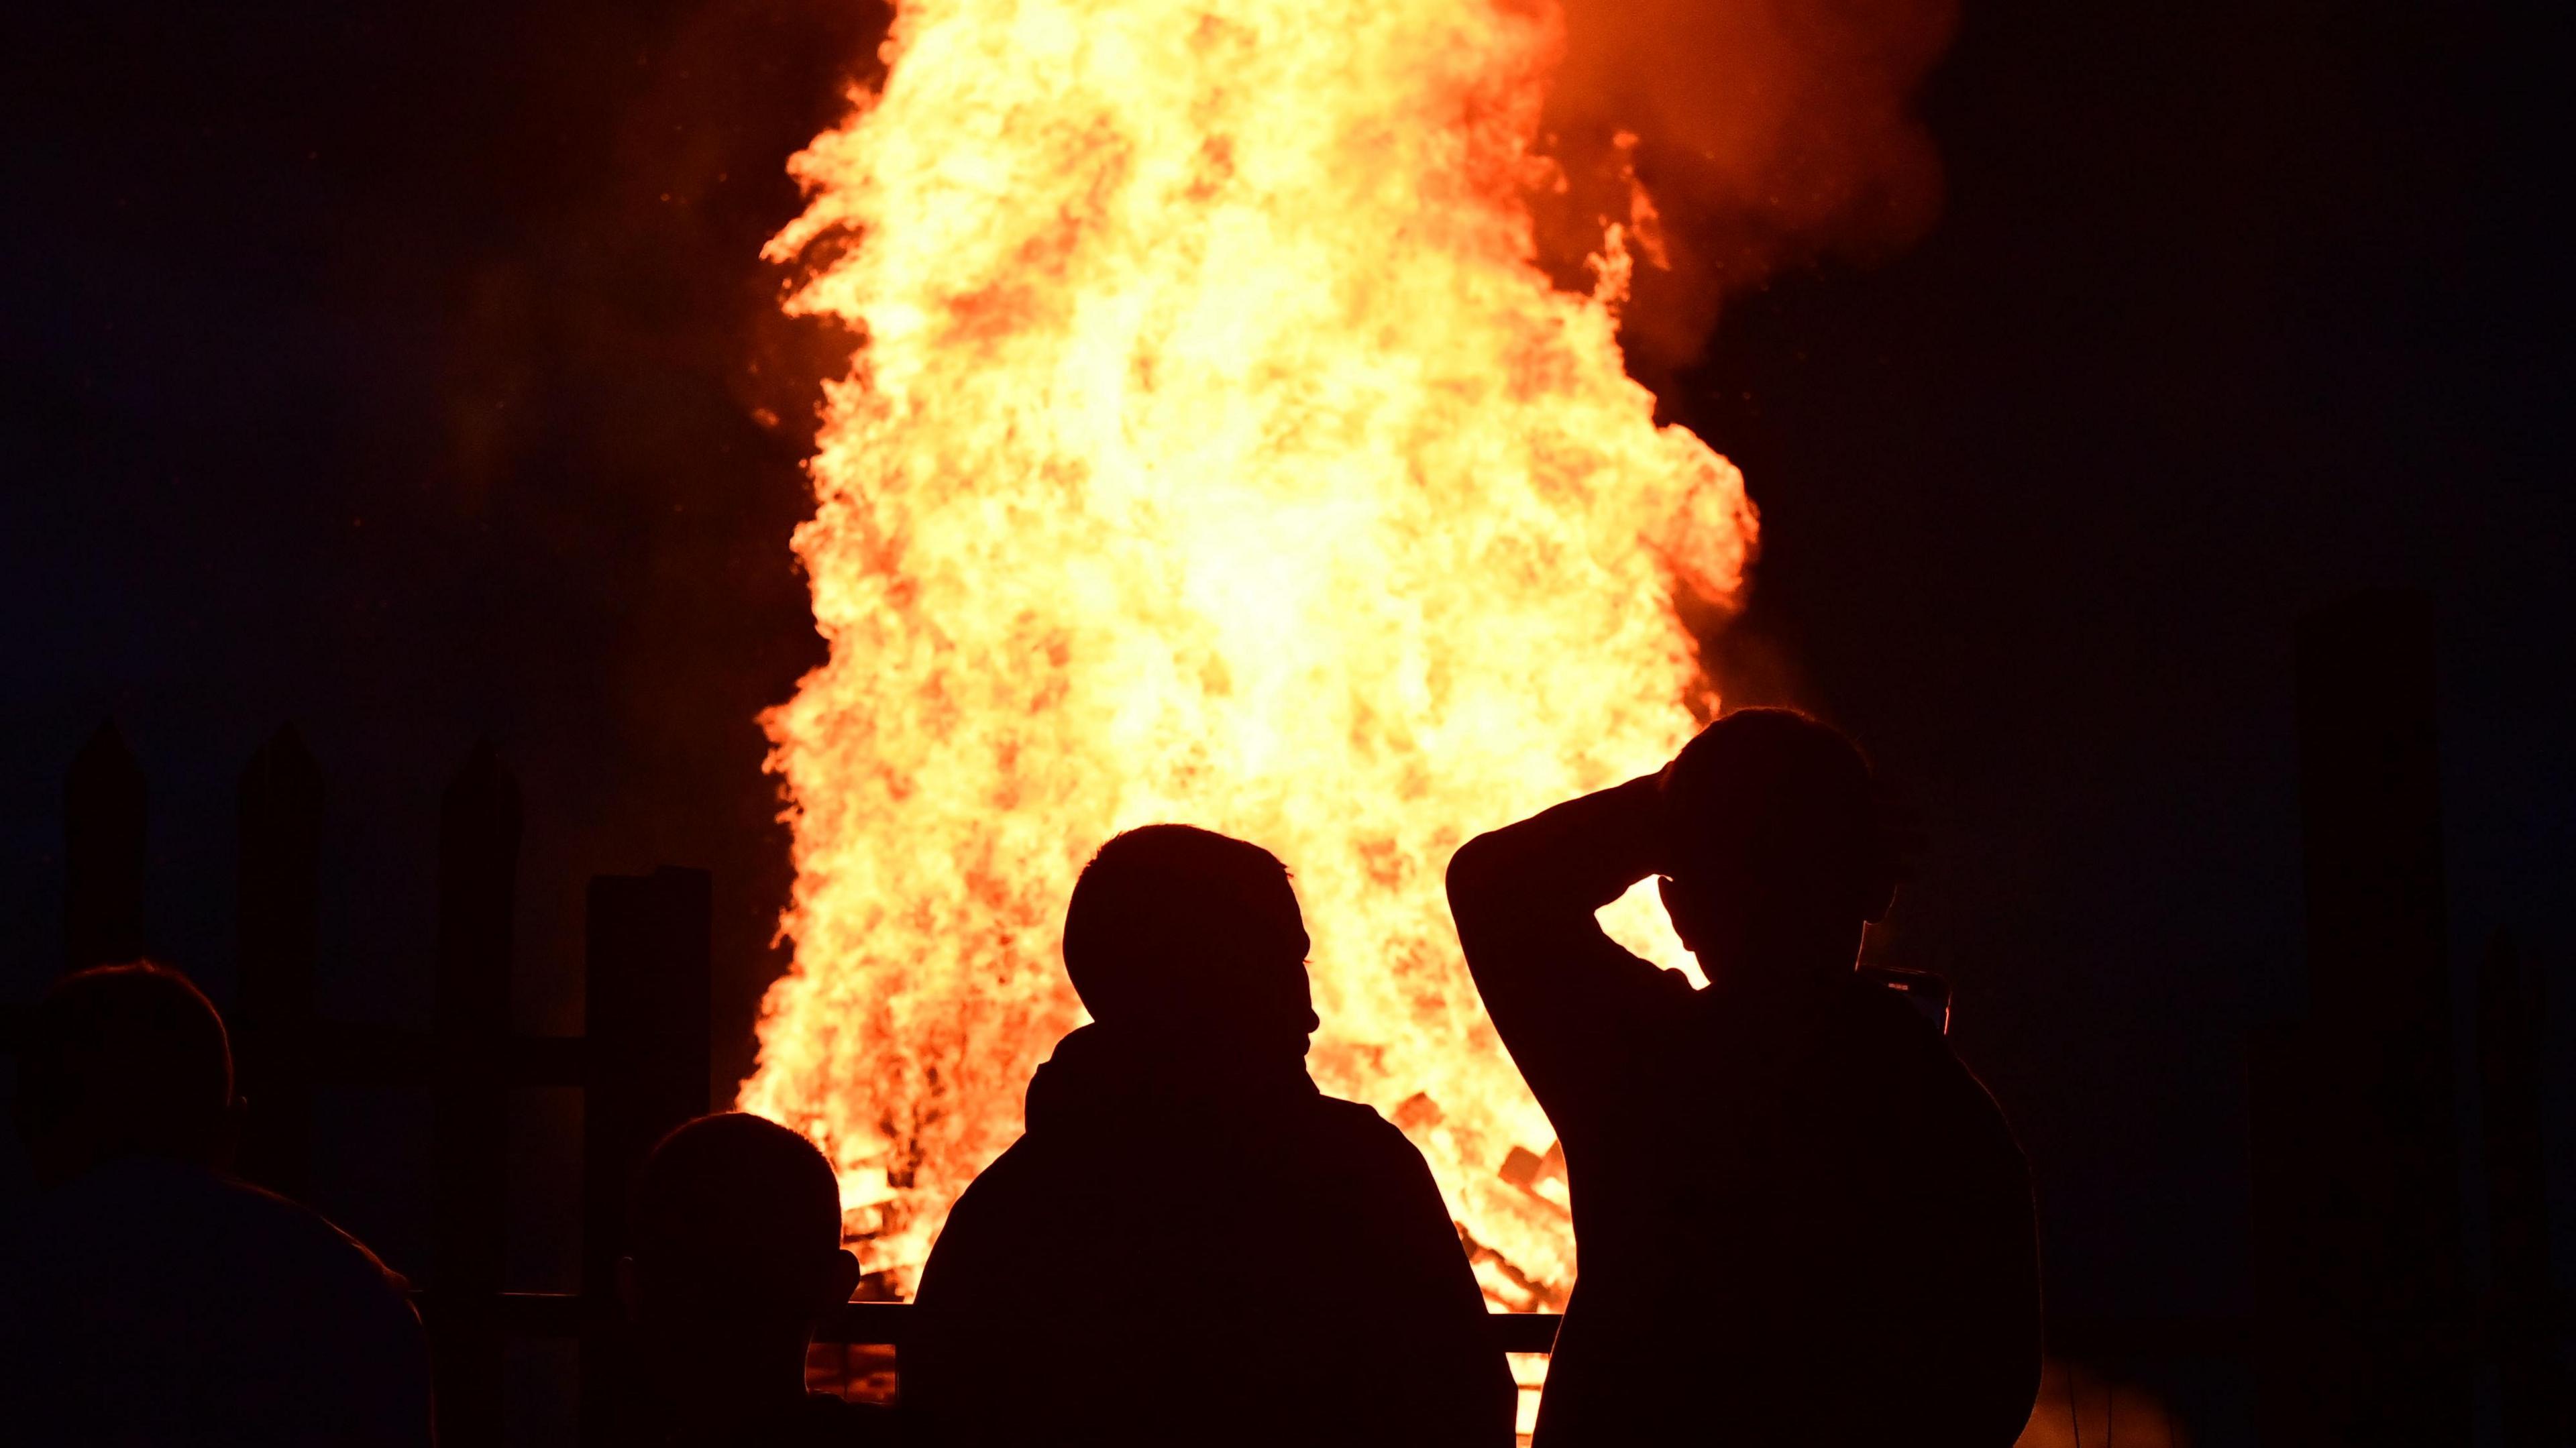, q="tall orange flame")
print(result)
[739,0,1755,1315]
